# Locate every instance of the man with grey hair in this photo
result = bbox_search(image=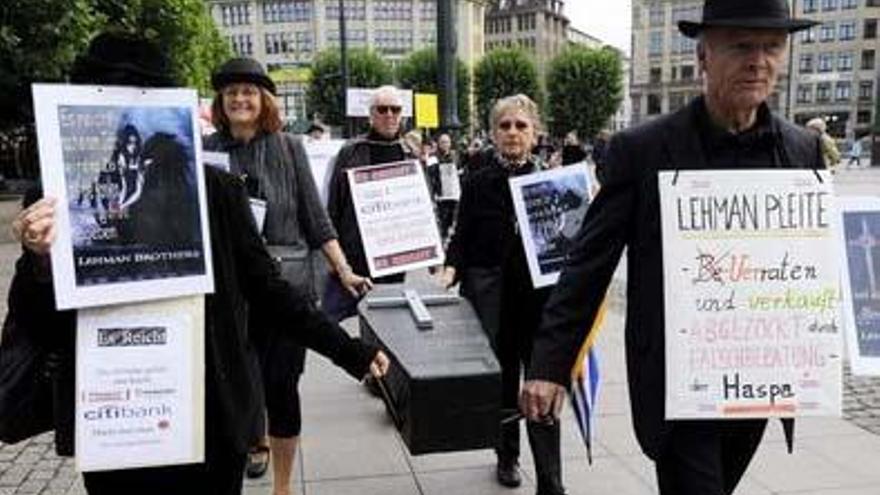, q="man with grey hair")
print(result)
[324,85,413,322]
[520,1,823,494]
